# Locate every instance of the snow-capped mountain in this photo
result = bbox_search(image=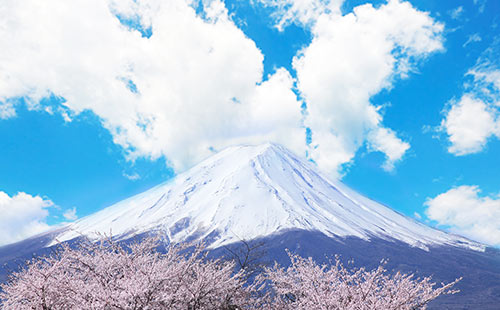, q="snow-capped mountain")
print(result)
[50,143,483,251]
[2,143,499,308]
